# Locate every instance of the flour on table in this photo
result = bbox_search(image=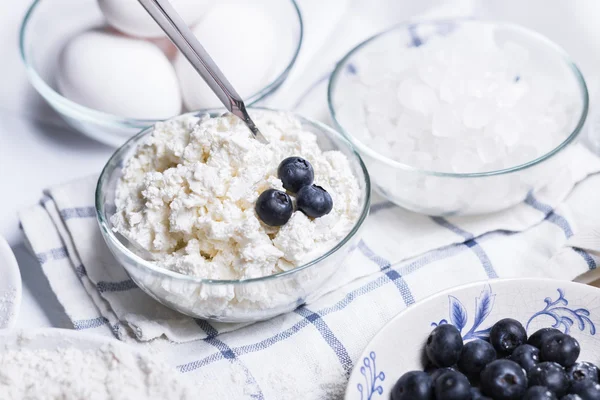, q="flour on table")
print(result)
[0,339,193,400]
[264,362,346,400]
